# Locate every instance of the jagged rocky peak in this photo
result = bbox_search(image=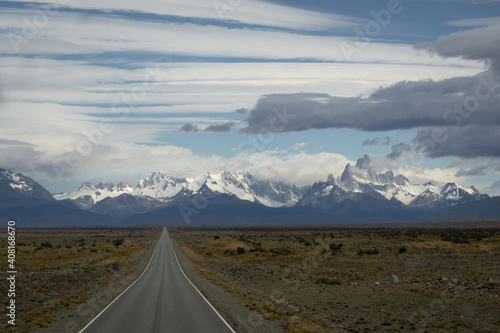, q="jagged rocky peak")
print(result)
[198,180,225,196]
[96,182,115,191]
[78,182,94,191]
[440,182,482,198]
[440,182,466,196]
[340,155,409,187]
[340,164,355,191]
[220,171,247,183]
[379,171,409,186]
[410,189,442,207]
[394,175,409,186]
[470,185,480,194]
[379,170,395,182]
[355,154,371,169]
[359,155,379,182]
[173,187,193,199]
[137,171,189,189]
[326,174,335,184]
[138,171,167,188]
[117,182,132,191]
